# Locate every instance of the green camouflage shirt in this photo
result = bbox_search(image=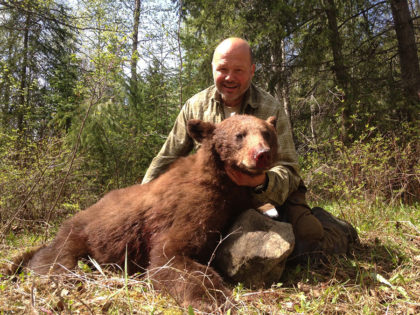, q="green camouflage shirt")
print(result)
[142,83,301,206]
